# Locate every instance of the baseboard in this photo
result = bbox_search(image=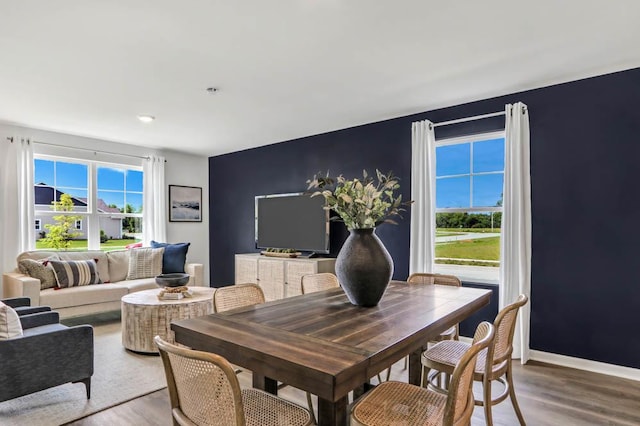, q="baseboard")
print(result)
[529,350,640,382]
[458,336,640,382]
